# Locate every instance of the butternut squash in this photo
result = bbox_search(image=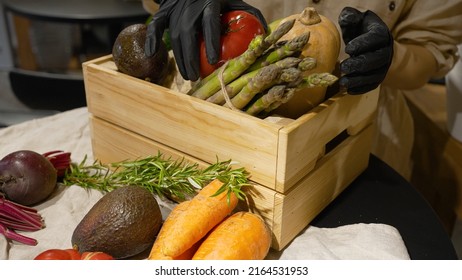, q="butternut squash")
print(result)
[270,7,341,118]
